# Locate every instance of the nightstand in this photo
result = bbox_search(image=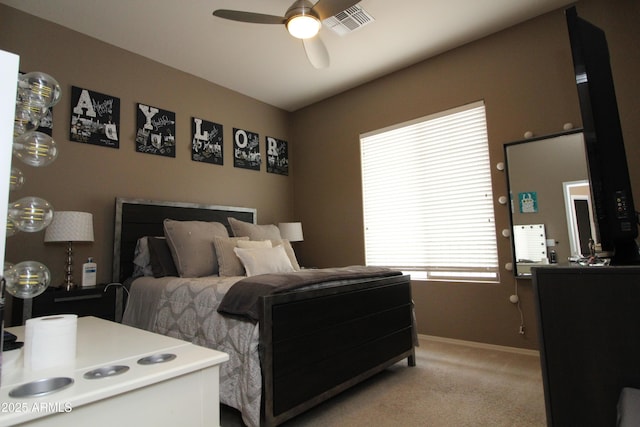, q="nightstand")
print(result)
[9,284,117,326]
